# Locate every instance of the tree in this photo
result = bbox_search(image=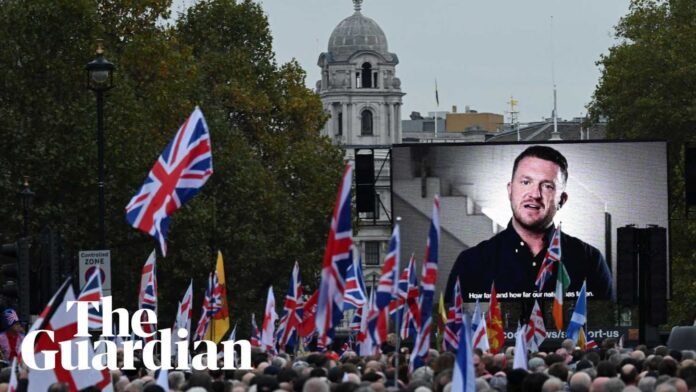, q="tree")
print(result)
[589,0,696,326]
[0,0,344,331]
